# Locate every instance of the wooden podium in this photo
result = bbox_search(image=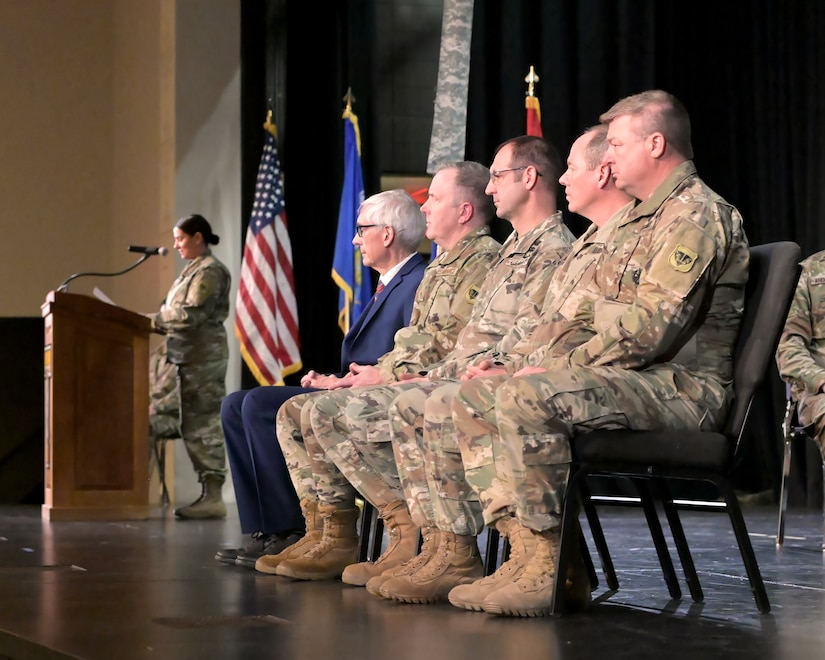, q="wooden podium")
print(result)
[41,290,152,521]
